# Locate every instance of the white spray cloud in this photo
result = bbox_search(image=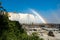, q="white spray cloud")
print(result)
[41,8,60,24]
[29,9,47,24]
[8,12,44,24]
[8,8,60,24]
